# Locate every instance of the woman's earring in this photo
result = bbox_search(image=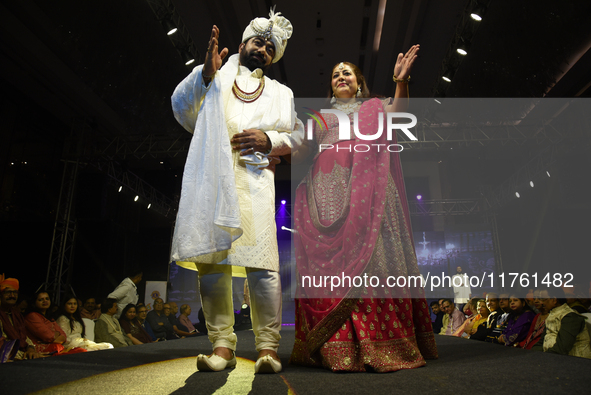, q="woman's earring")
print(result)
[330,94,336,104]
[356,86,362,97]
